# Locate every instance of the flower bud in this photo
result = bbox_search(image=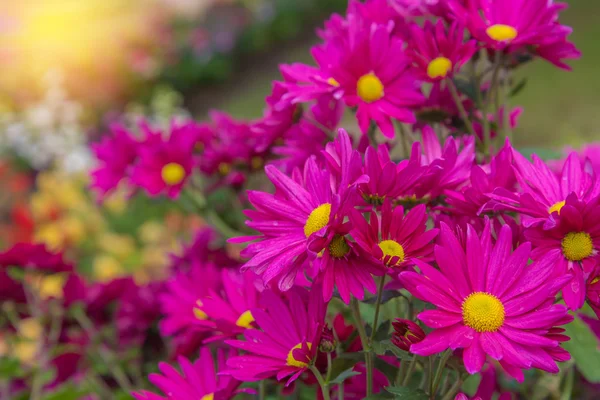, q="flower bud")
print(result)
[391,319,425,352]
[319,326,336,353]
